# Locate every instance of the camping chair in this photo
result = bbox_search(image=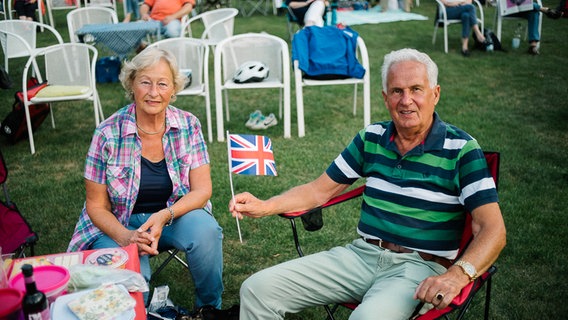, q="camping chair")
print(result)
[279,151,501,320]
[493,0,542,44]
[214,32,291,142]
[0,148,38,259]
[151,248,189,280]
[292,26,370,138]
[432,0,484,53]
[146,38,213,142]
